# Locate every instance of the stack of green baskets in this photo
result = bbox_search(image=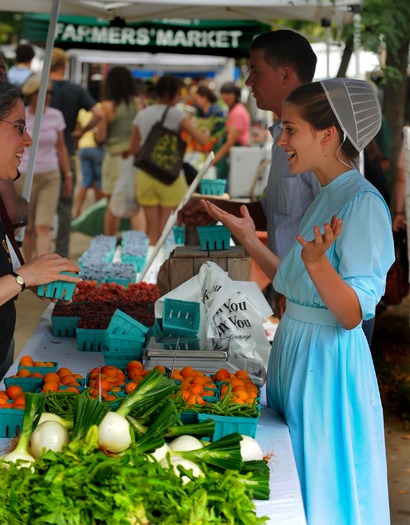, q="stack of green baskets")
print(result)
[103,309,149,367]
